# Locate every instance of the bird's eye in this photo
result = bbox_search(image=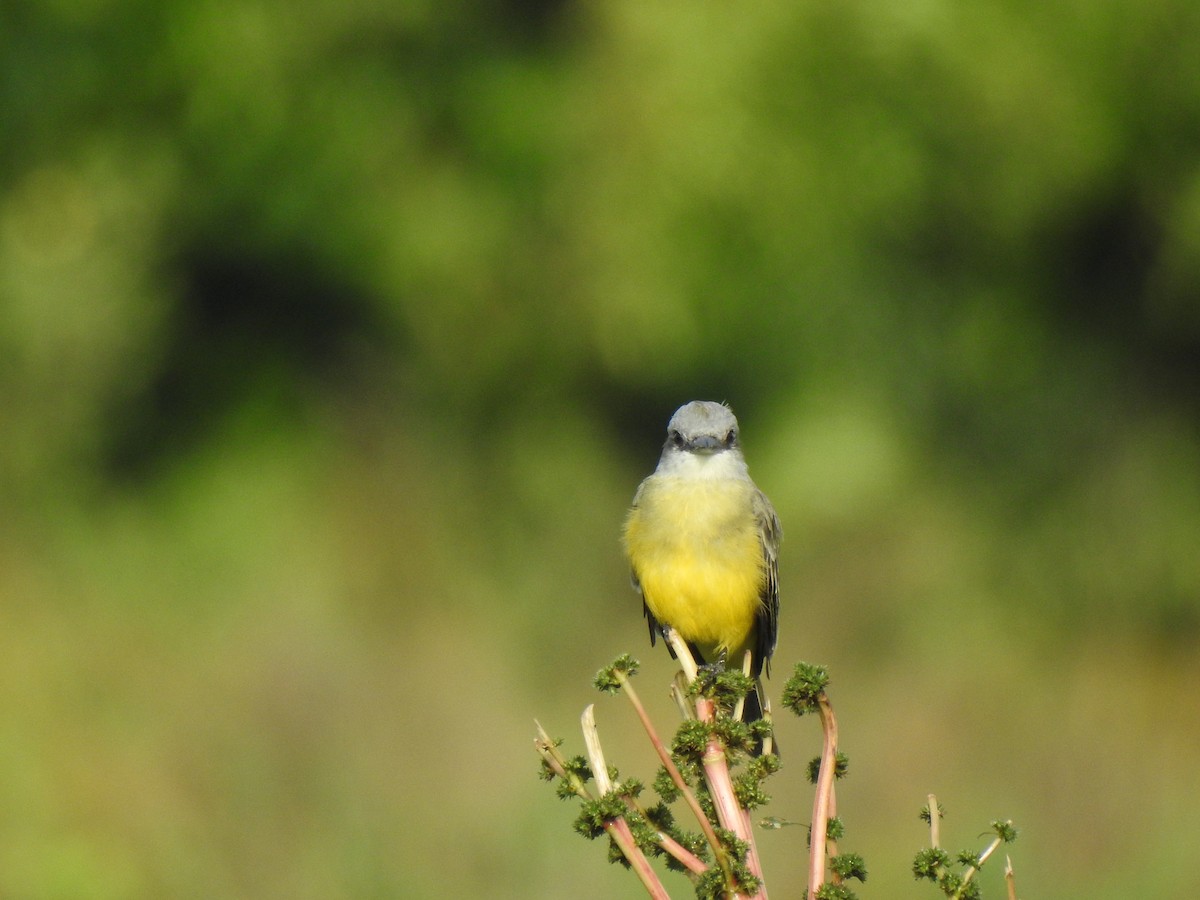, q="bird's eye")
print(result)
[670,430,685,448]
[725,429,737,445]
